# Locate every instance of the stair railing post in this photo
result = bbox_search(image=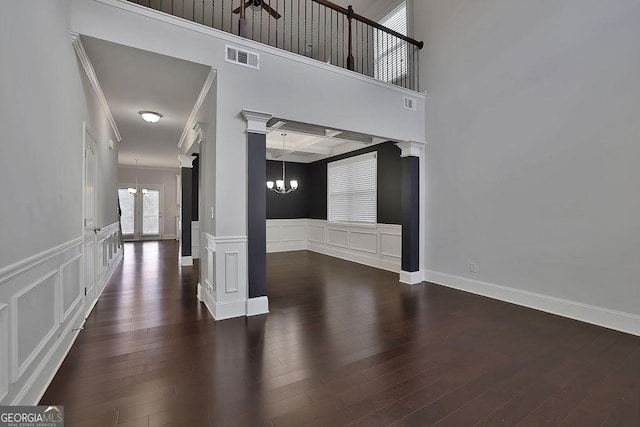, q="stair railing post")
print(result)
[239,0,247,37]
[347,5,355,71]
